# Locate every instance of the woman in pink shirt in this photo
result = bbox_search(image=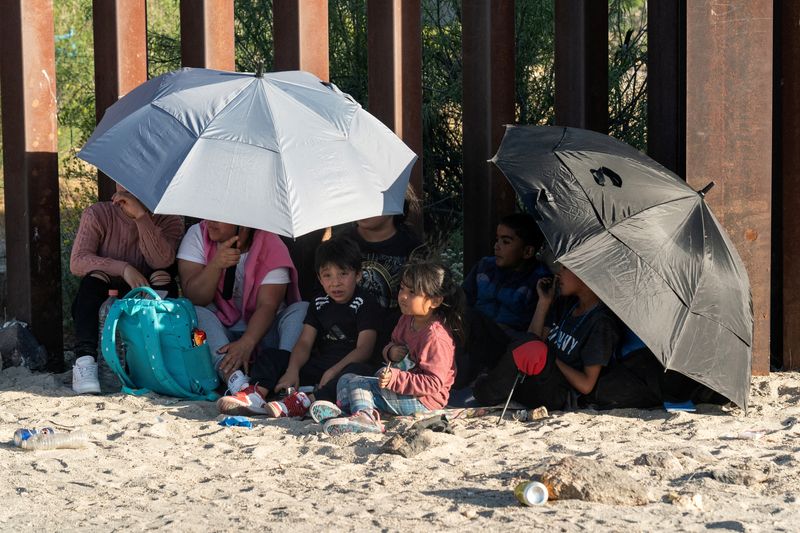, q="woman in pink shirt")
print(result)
[309,261,465,435]
[69,184,184,394]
